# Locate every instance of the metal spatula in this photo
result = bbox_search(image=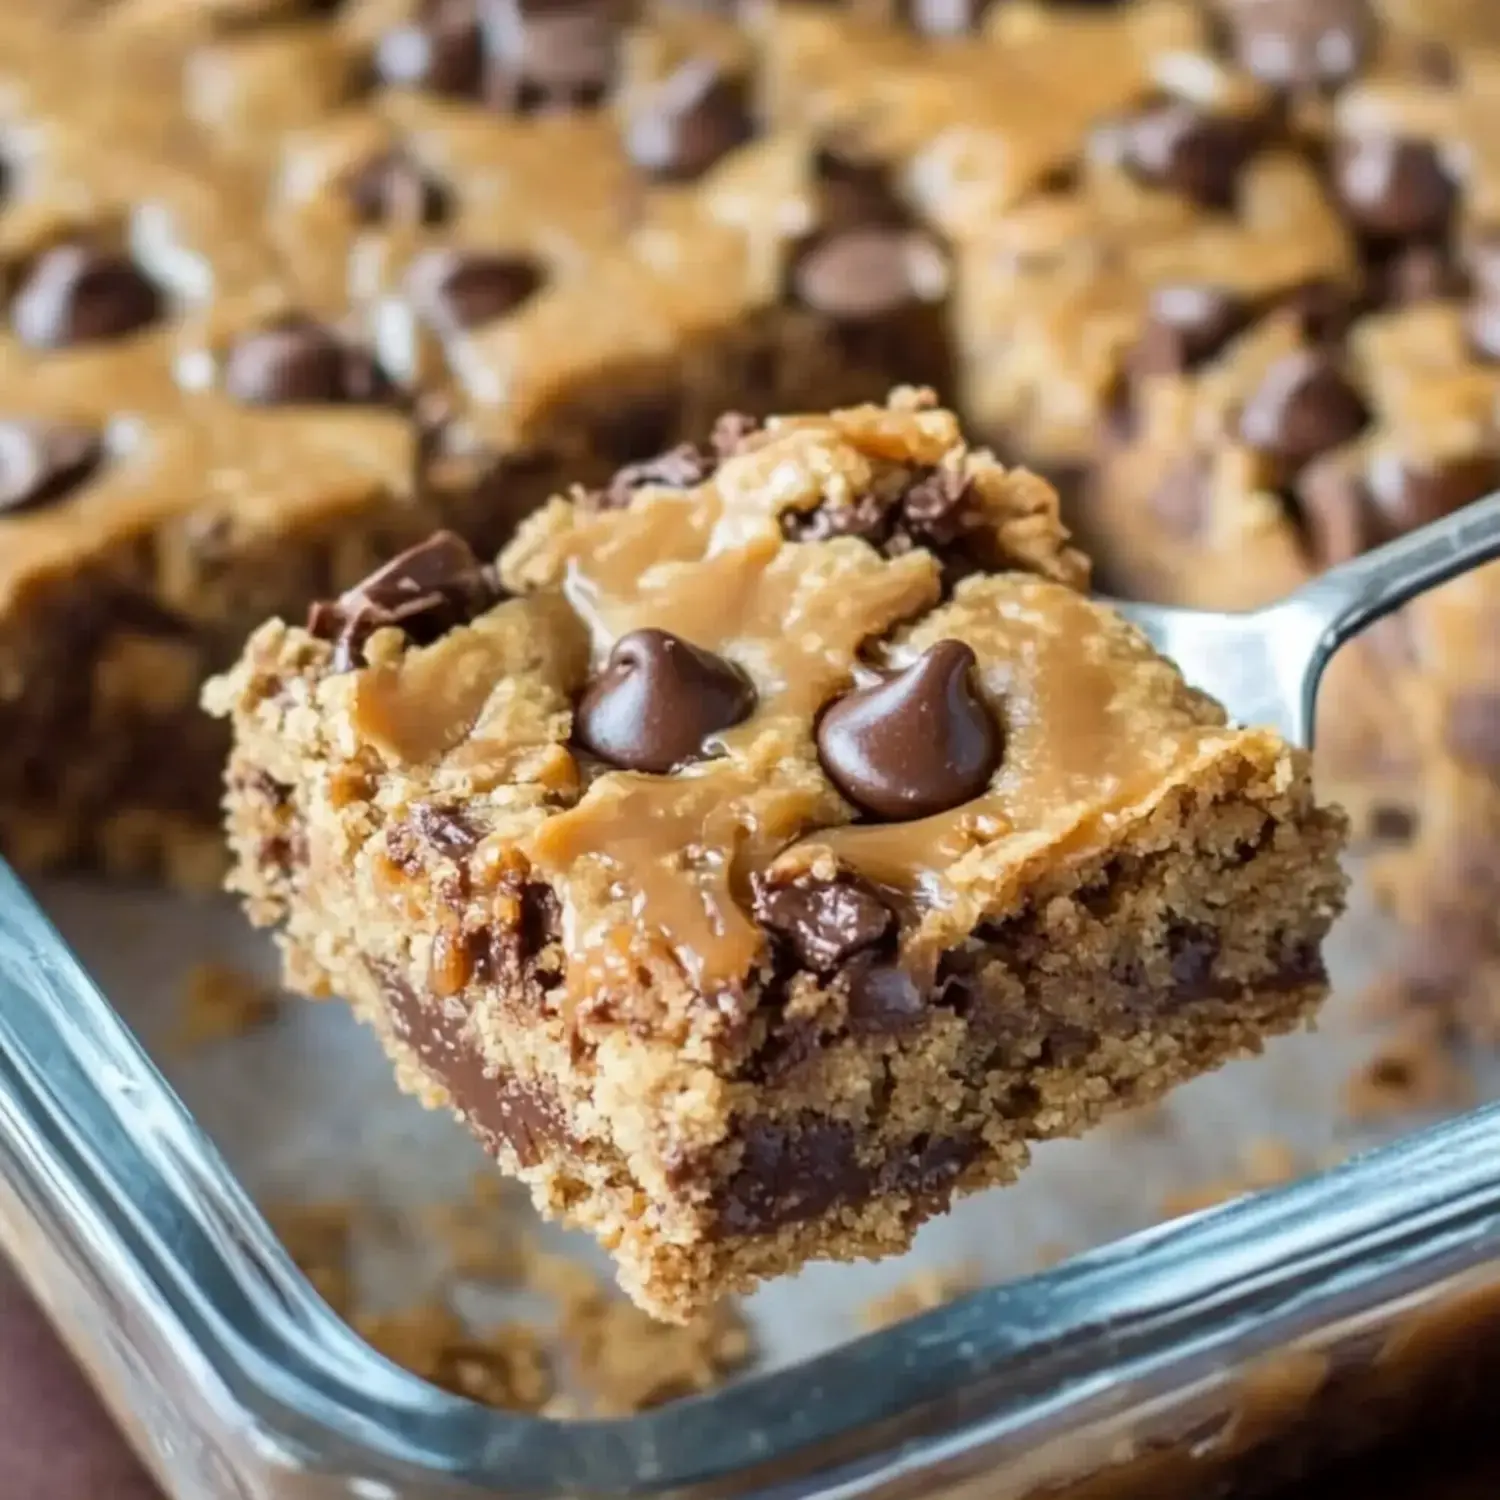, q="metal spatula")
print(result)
[1107,493,1500,747]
